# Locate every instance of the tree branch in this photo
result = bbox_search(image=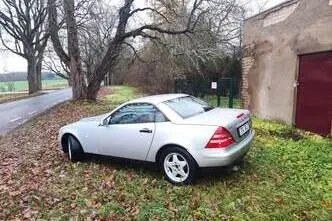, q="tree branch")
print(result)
[129,7,168,22]
[123,41,147,63]
[48,0,70,66]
